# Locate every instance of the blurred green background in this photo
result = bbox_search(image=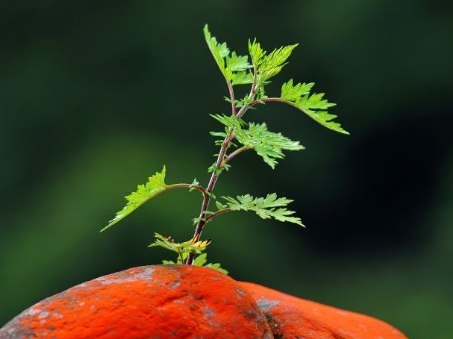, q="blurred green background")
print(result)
[1,1,452,337]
